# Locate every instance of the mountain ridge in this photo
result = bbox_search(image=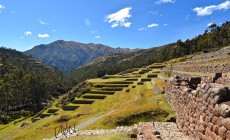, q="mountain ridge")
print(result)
[24,40,135,73]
